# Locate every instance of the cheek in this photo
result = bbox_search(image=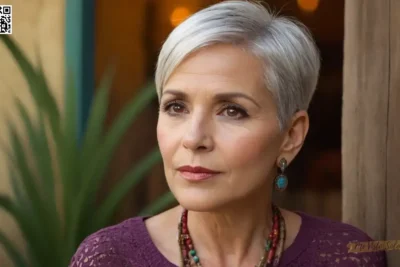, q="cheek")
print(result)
[157,121,170,158]
[220,128,281,170]
[157,118,179,163]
